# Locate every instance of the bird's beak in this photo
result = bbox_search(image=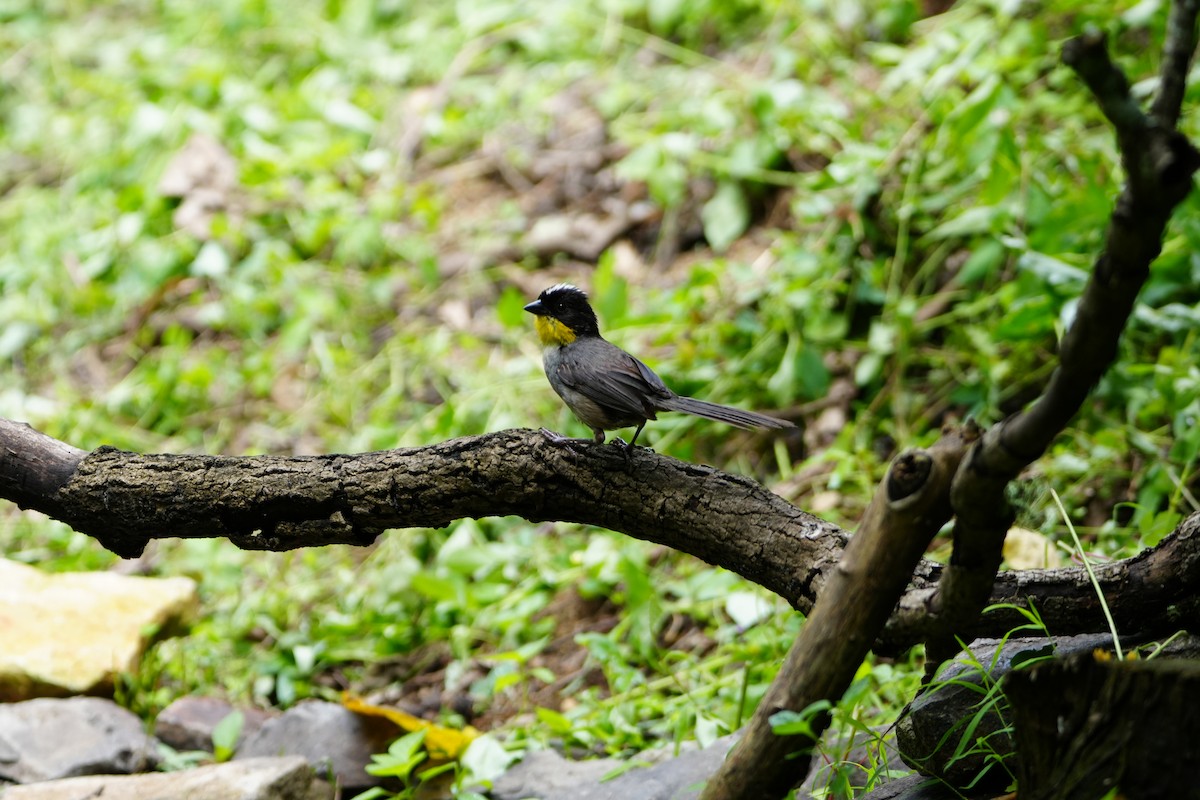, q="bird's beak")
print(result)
[524,299,546,315]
